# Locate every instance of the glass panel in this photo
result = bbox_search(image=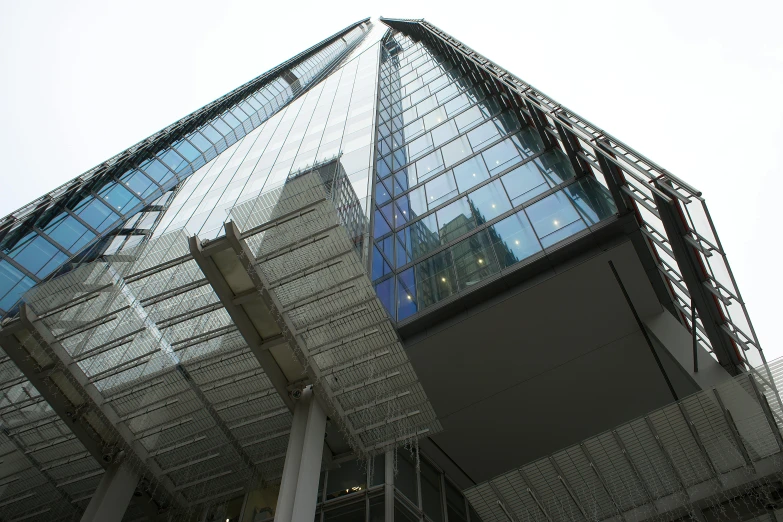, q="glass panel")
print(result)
[415,150,445,182]
[451,230,500,290]
[369,496,385,522]
[452,157,490,193]
[99,184,141,215]
[376,277,395,318]
[466,120,502,150]
[9,236,59,275]
[562,177,617,225]
[0,274,34,312]
[525,190,587,248]
[373,210,391,238]
[406,186,427,217]
[489,211,542,269]
[501,161,550,207]
[416,249,457,309]
[437,198,476,244]
[536,149,576,186]
[397,268,417,320]
[396,450,418,504]
[467,180,512,225]
[440,136,472,168]
[372,245,393,281]
[0,259,25,302]
[326,460,367,500]
[430,120,458,148]
[425,172,458,210]
[74,197,119,233]
[454,106,484,131]
[446,481,467,522]
[482,138,522,175]
[45,214,93,252]
[323,500,366,522]
[421,459,443,522]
